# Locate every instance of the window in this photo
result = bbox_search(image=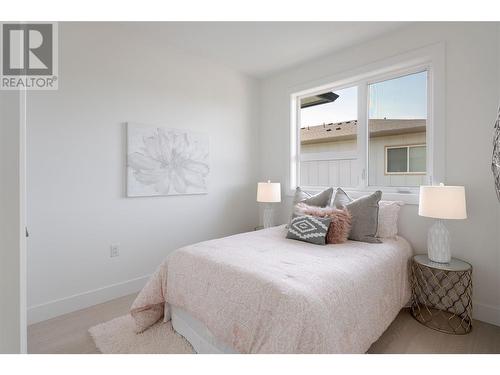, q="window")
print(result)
[293,63,435,196]
[385,145,426,174]
[299,86,359,188]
